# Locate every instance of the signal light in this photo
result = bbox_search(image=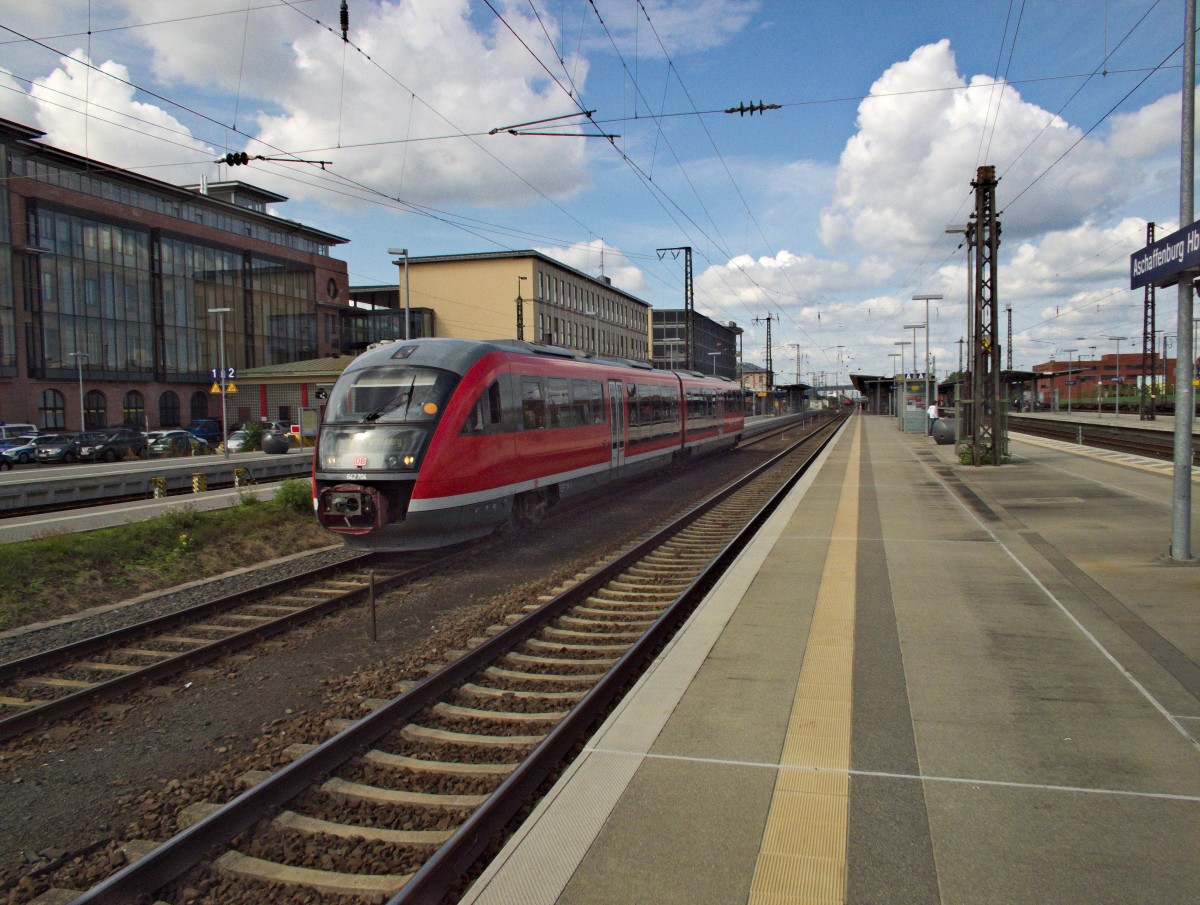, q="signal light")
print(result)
[224,151,250,166]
